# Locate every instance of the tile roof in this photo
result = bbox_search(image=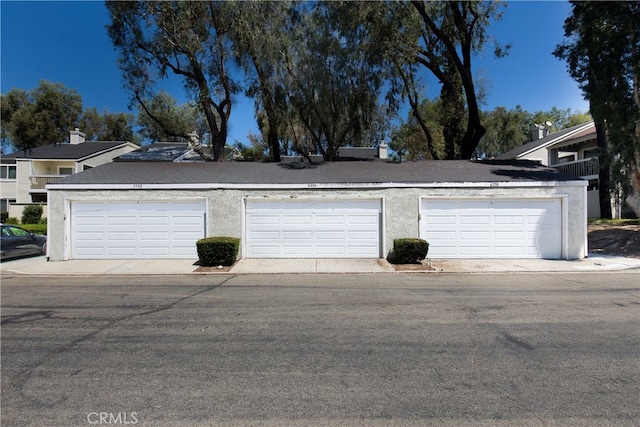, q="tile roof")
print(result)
[50,159,581,187]
[496,122,595,160]
[3,142,132,160]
